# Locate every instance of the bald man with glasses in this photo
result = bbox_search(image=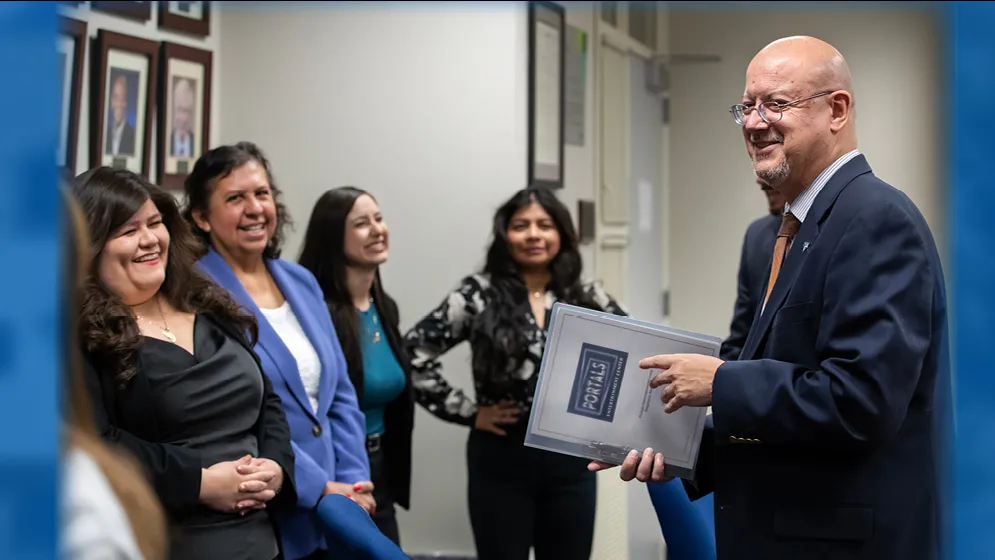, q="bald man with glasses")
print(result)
[591,36,951,560]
